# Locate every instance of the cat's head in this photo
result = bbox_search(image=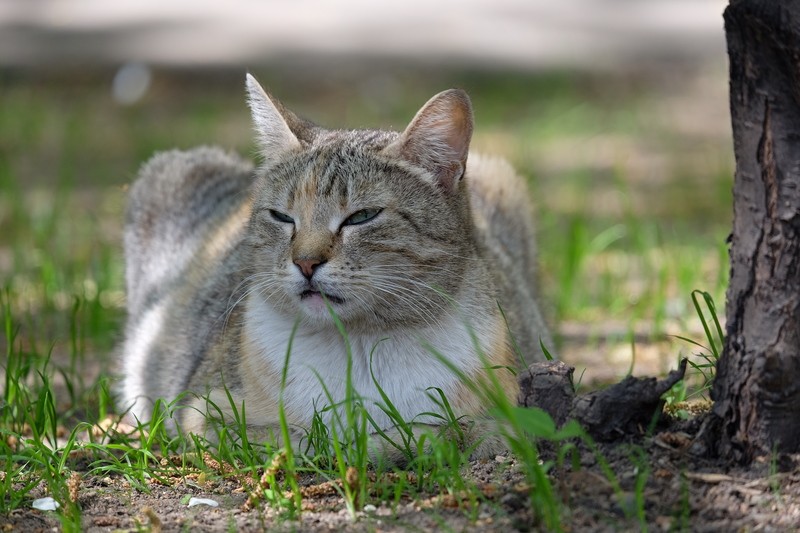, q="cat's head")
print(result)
[245,74,479,329]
